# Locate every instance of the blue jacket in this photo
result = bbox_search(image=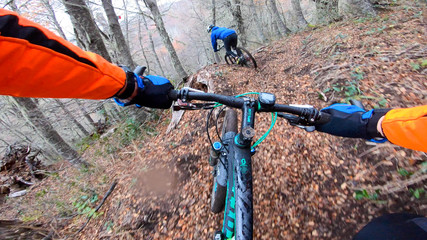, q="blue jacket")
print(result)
[210,26,236,52]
